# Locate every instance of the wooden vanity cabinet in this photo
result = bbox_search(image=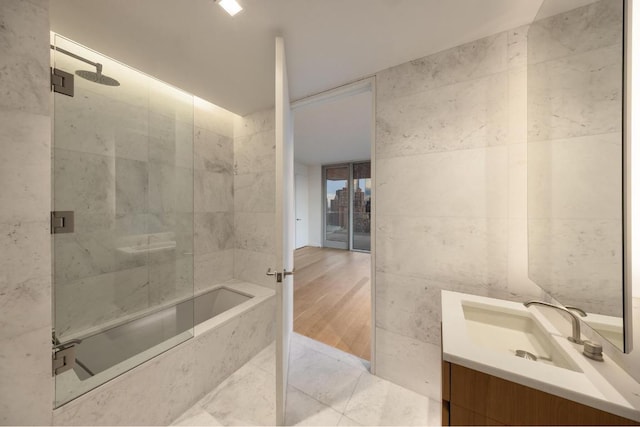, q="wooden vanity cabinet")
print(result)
[441,361,639,426]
